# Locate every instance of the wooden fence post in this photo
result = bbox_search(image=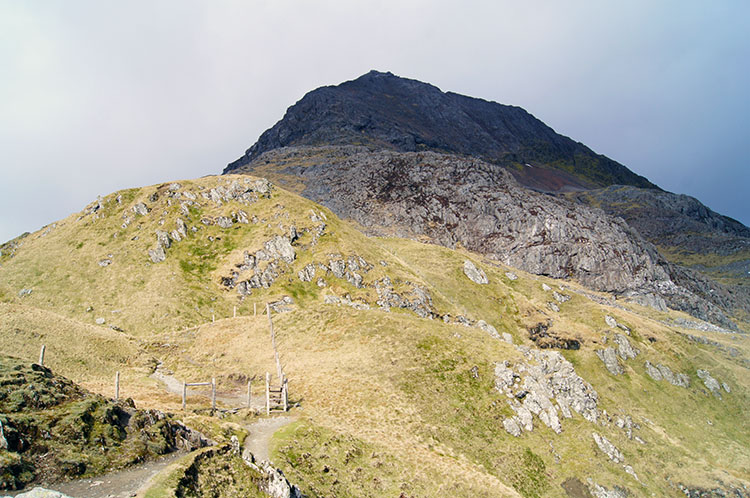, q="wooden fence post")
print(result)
[247,380,252,408]
[211,378,216,411]
[212,314,215,323]
[182,381,187,411]
[233,306,236,318]
[254,303,257,316]
[38,345,46,366]
[115,371,120,401]
[265,372,270,416]
[283,376,288,412]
